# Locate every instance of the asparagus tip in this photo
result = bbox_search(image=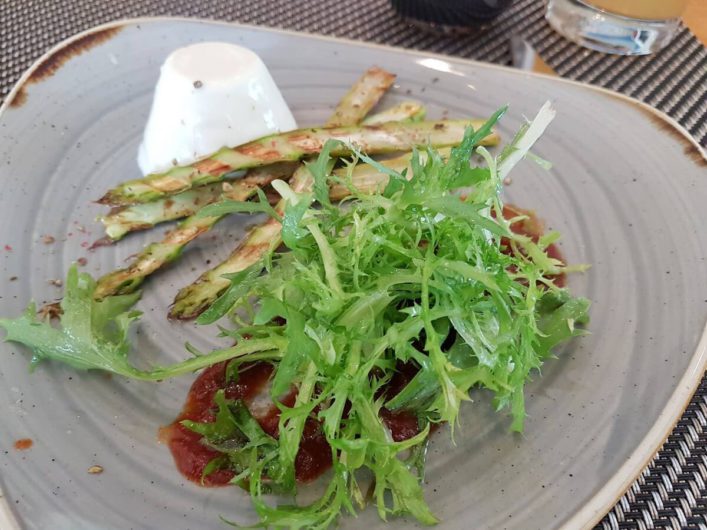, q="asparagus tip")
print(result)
[167,300,205,321]
[94,272,145,301]
[96,191,125,206]
[96,193,113,205]
[169,282,228,320]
